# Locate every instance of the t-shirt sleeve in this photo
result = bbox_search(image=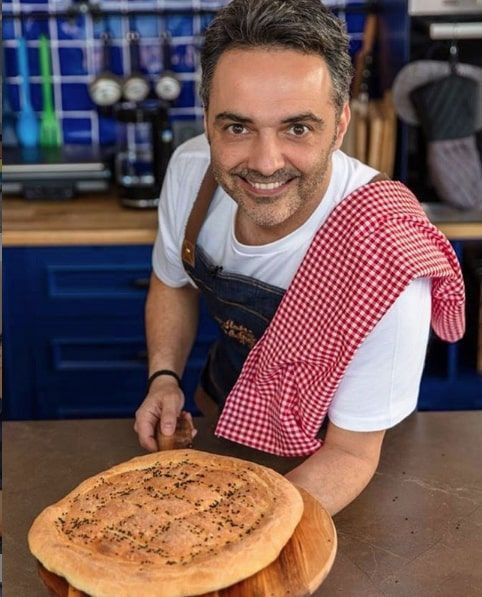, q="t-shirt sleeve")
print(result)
[151,149,196,288]
[327,277,432,432]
